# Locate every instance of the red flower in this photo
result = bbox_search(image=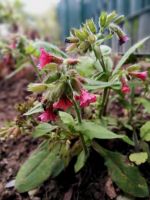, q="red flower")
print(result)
[39,48,63,69]
[53,97,73,111]
[129,71,148,81]
[38,107,56,122]
[39,48,53,69]
[121,78,130,94]
[76,89,97,107]
[119,35,129,45]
